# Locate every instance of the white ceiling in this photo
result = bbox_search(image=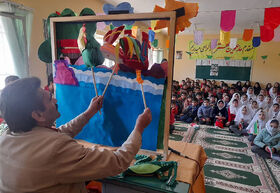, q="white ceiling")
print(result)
[103,0,280,34]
